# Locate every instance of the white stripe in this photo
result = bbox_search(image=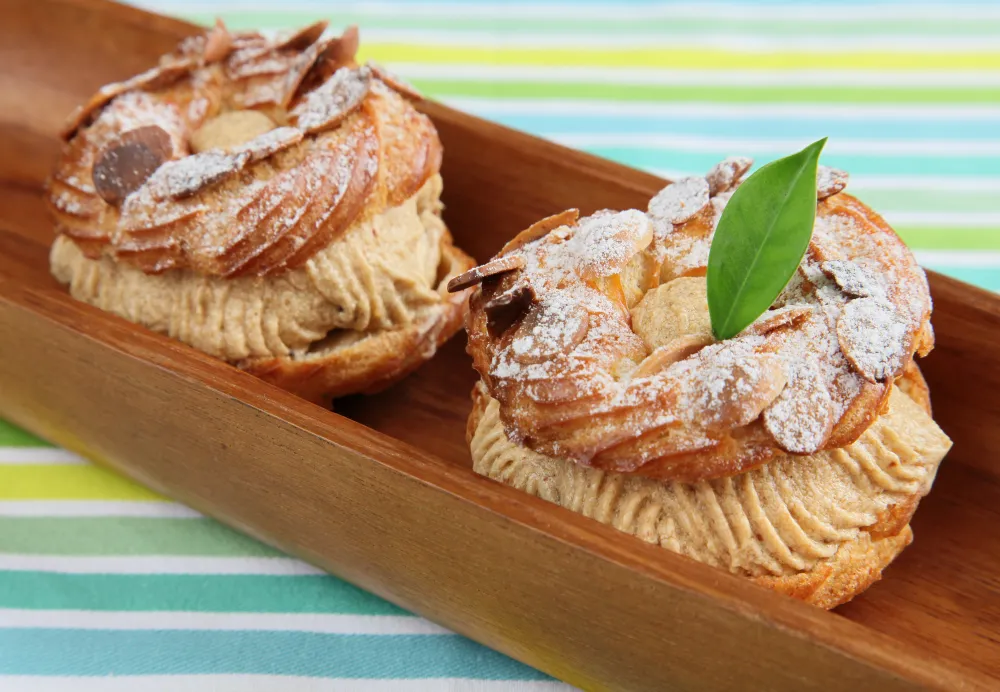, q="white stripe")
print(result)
[883,212,1000,227]
[0,448,86,464]
[402,64,1000,87]
[362,29,1000,51]
[915,250,1000,268]
[550,133,1000,156]
[0,609,450,635]
[0,555,323,575]
[0,676,574,692]
[0,501,200,518]
[442,98,1000,121]
[647,171,1000,192]
[130,1,1000,22]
